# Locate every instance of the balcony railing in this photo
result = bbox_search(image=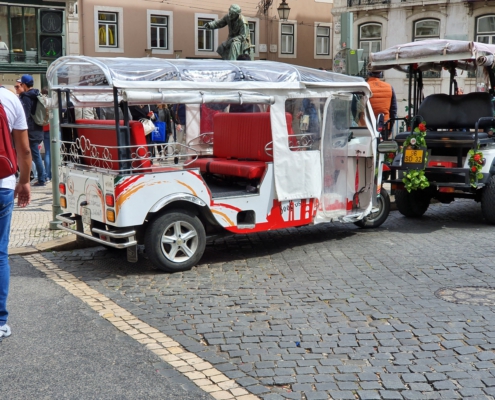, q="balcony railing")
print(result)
[348,0,390,6]
[0,50,41,64]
